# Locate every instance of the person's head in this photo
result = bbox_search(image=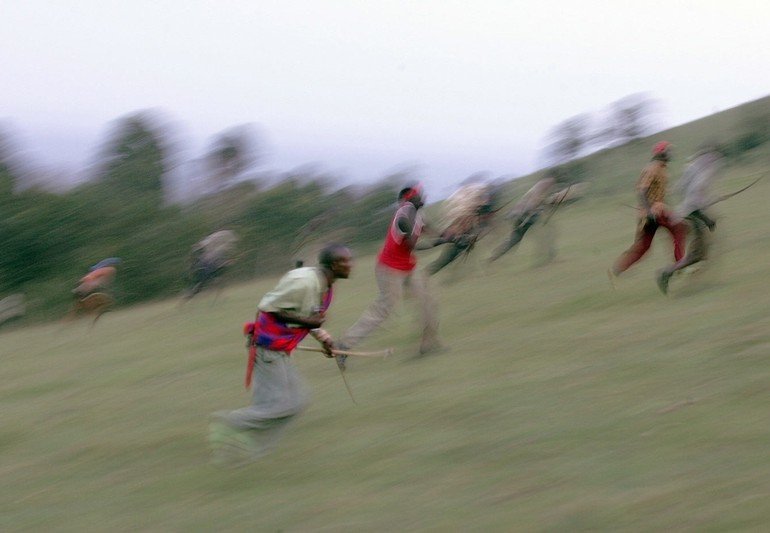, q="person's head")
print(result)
[652,141,672,162]
[398,181,425,208]
[318,243,353,280]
